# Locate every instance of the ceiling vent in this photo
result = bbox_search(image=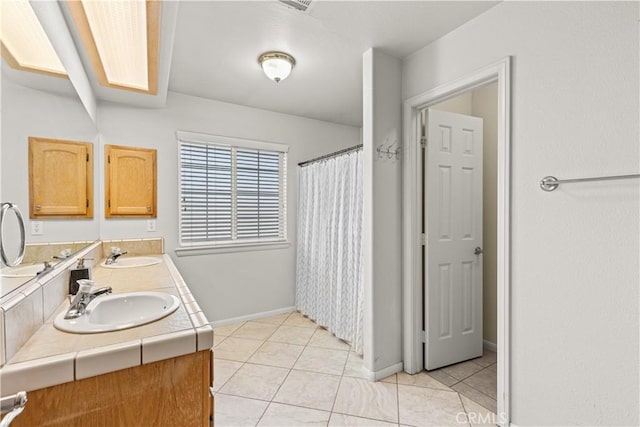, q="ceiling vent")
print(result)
[278,0,312,13]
